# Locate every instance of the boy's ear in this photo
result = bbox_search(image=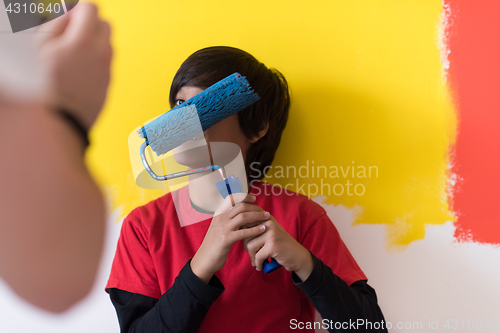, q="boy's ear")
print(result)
[248,122,269,143]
